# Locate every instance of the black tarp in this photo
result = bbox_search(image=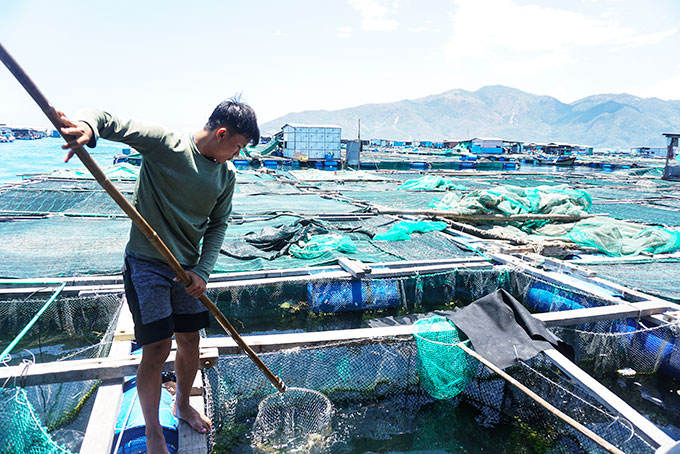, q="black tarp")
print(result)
[366,288,572,369]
